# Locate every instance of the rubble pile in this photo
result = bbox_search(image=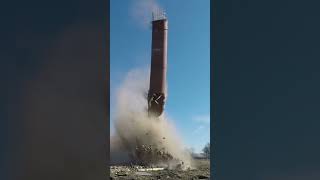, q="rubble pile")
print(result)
[125,138,187,170]
[110,159,210,180]
[131,144,173,164]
